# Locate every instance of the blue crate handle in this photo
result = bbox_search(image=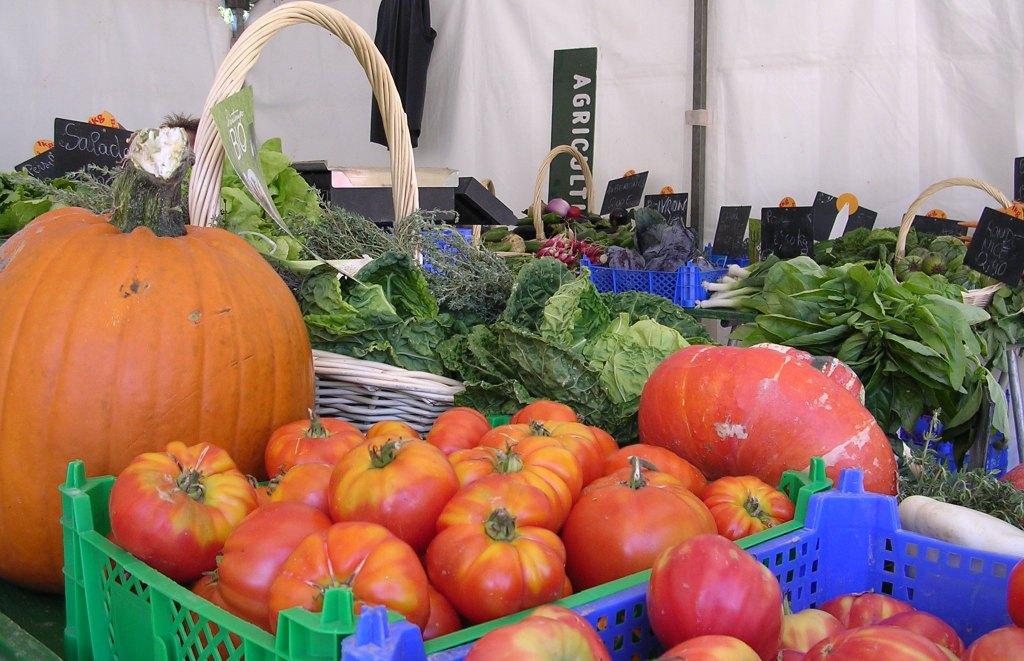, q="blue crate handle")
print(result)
[342,607,427,661]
